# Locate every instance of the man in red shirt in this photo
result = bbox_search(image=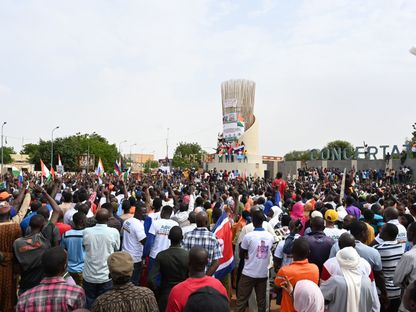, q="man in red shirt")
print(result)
[272,172,288,199]
[166,246,229,312]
